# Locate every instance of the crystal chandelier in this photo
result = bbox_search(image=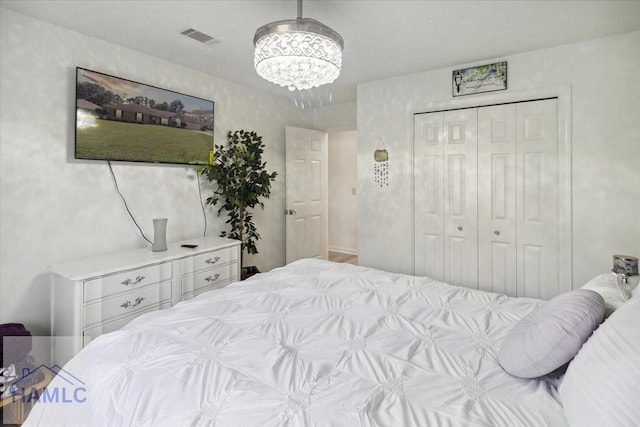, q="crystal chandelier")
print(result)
[253,0,344,91]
